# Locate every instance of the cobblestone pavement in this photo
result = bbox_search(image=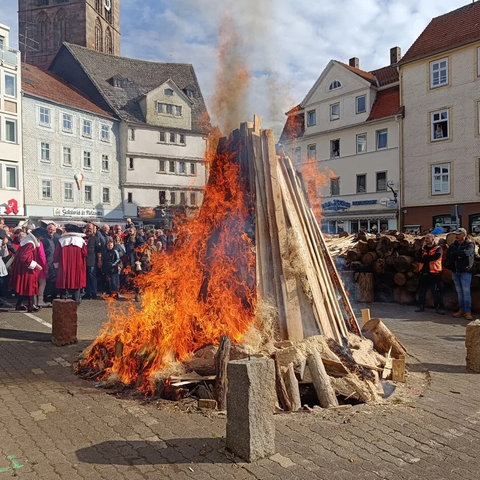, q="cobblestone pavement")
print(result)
[1,298,480,479]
